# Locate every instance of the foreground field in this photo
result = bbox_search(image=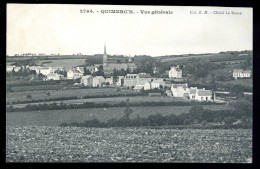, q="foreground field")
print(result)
[6,105,232,126]
[6,126,252,162]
